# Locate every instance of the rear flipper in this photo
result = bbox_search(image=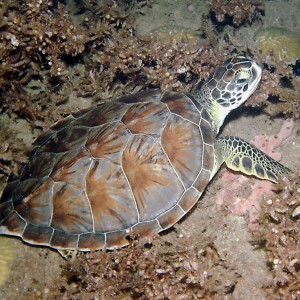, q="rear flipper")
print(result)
[214,136,290,183]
